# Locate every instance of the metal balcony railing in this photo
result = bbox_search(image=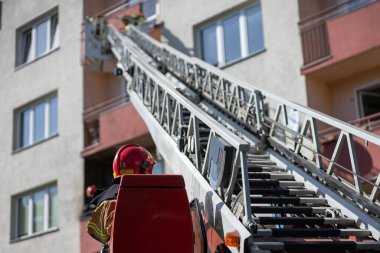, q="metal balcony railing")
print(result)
[319,112,380,143]
[299,0,378,67]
